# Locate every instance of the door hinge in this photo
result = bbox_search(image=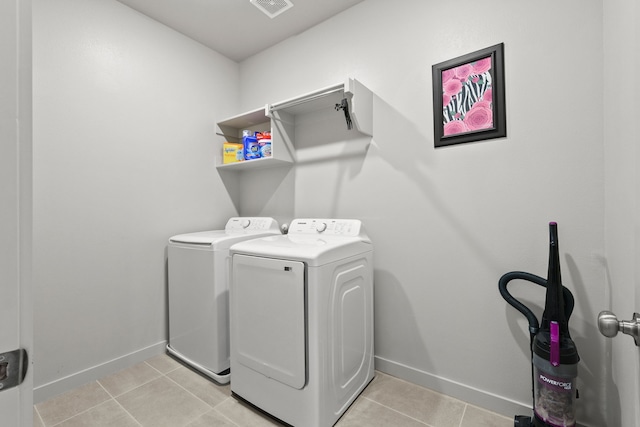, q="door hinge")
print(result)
[0,349,28,392]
